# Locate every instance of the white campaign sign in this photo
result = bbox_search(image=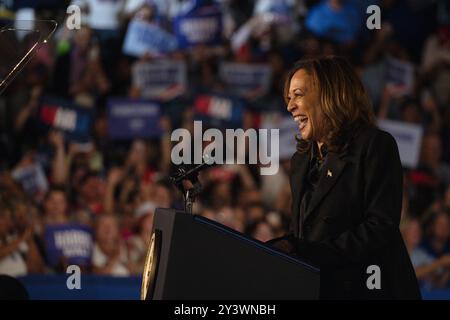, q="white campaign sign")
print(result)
[260,113,298,161]
[377,119,423,169]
